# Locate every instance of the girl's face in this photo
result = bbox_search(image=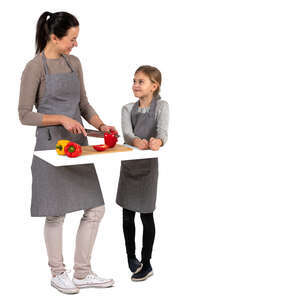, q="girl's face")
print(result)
[51,26,79,55]
[132,72,158,99]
